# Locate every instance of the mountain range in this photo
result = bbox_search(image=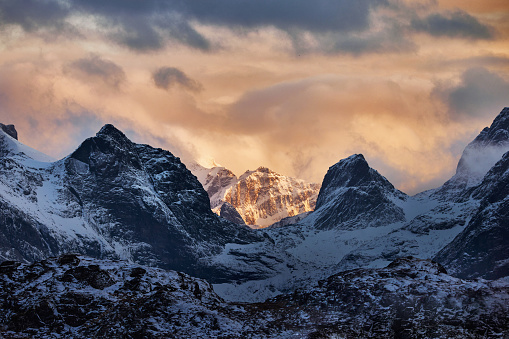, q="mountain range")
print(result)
[0,107,508,337]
